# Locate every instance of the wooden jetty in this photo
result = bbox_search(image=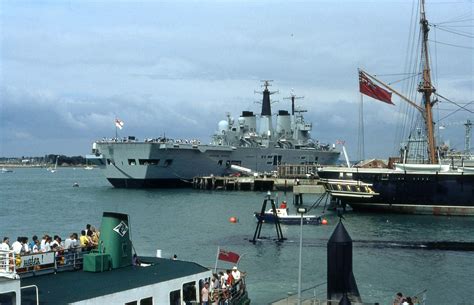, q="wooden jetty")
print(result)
[192,175,324,192]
